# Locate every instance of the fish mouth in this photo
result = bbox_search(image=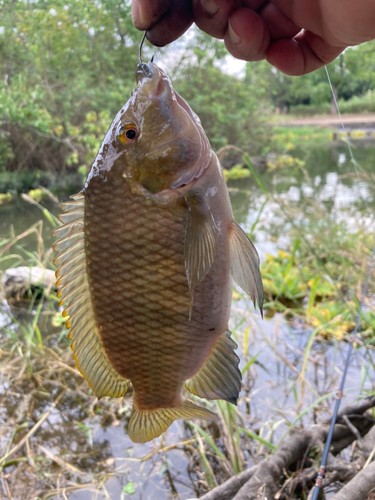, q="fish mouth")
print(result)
[136,64,200,154]
[136,62,154,80]
[136,62,171,100]
[137,63,199,159]
[135,61,213,190]
[137,61,192,119]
